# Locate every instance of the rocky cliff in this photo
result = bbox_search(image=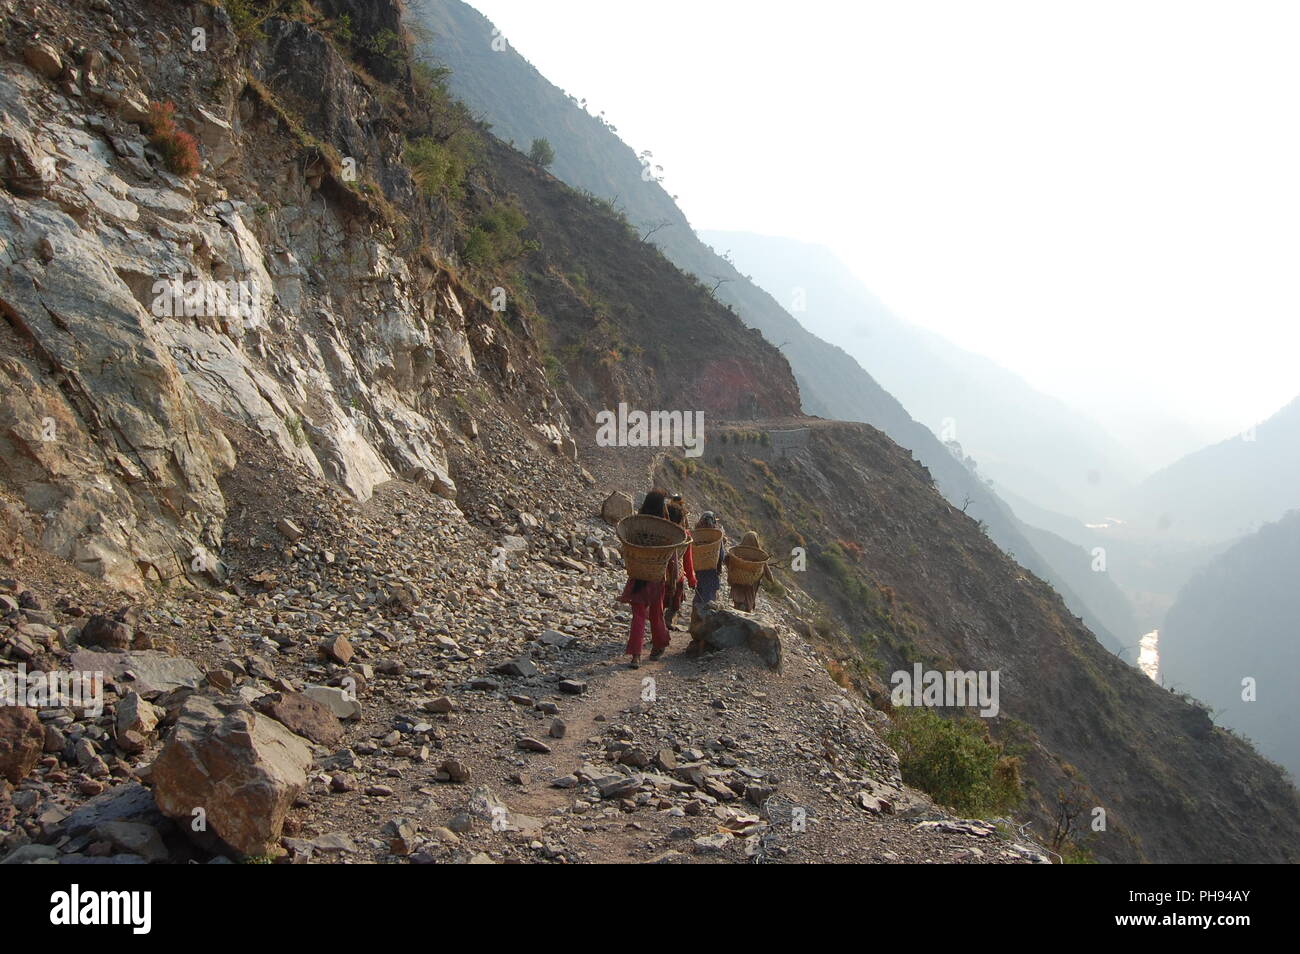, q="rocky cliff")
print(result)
[0,0,796,593]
